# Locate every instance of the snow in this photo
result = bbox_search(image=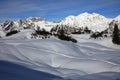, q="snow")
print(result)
[0,30,120,80]
[0,31,6,37]
[34,21,54,31]
[0,12,120,38]
[114,15,120,29]
[60,12,112,32]
[26,17,56,31]
[0,61,63,80]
